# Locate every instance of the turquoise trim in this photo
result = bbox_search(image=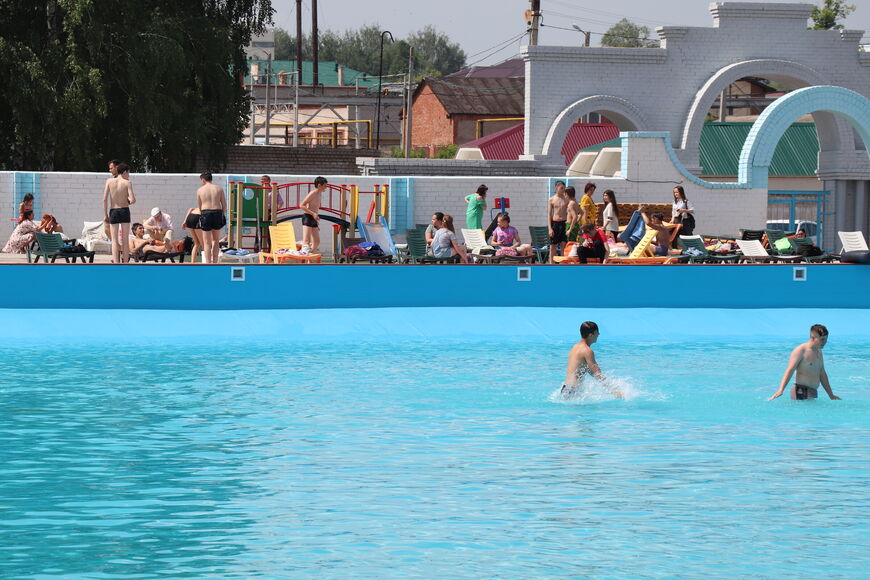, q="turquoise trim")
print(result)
[12,172,41,220]
[739,86,870,187]
[388,177,413,232]
[619,133,746,189]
